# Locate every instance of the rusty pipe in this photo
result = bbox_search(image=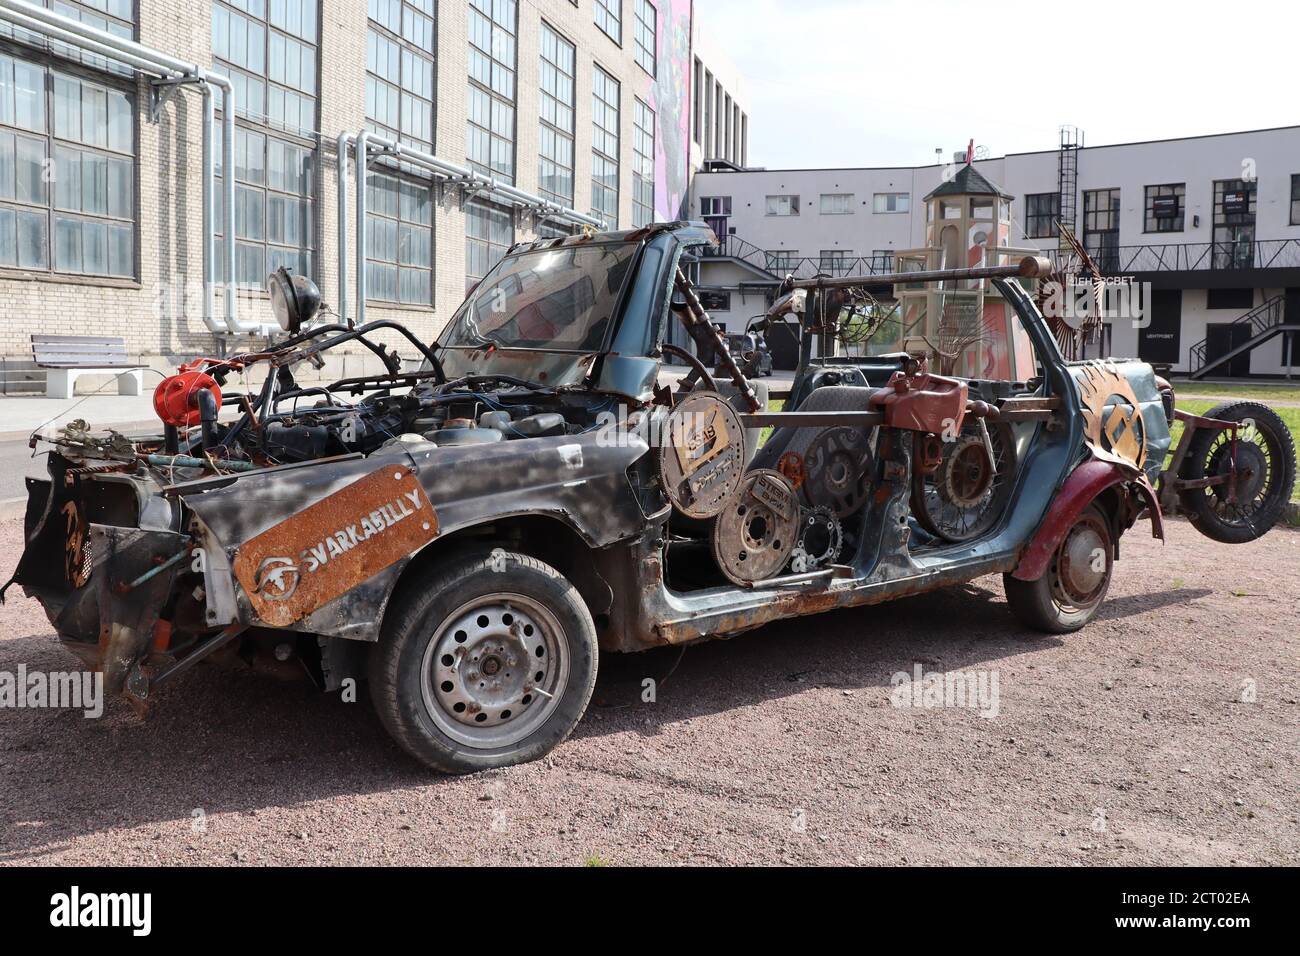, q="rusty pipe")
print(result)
[782,255,1054,292]
[671,269,761,412]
